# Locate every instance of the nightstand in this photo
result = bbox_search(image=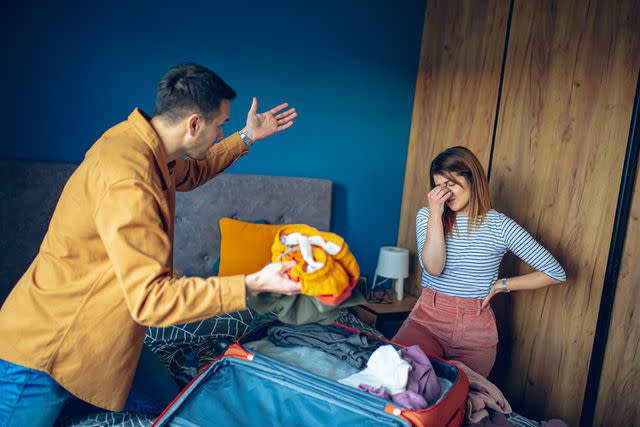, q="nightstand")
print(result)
[352,294,419,339]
